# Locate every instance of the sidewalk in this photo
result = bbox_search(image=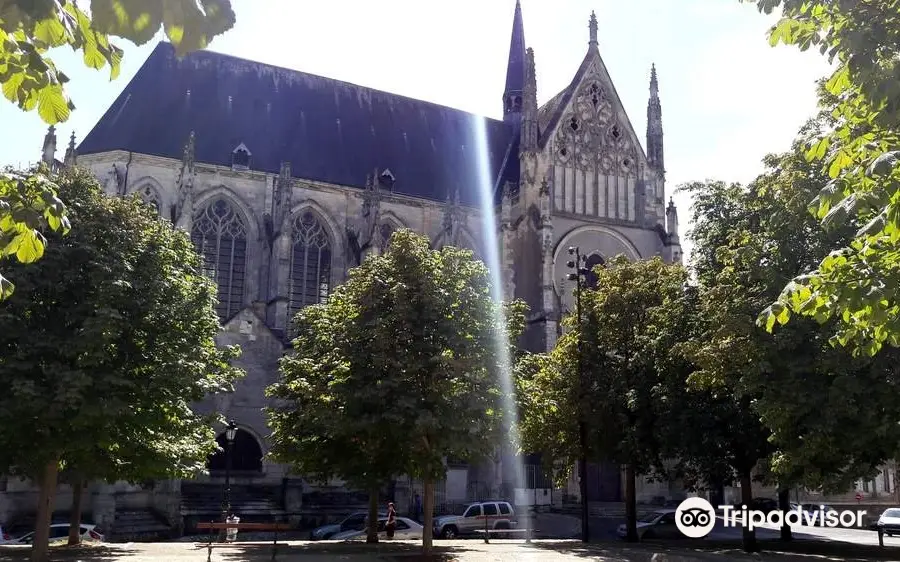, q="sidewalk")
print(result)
[2,539,899,562]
